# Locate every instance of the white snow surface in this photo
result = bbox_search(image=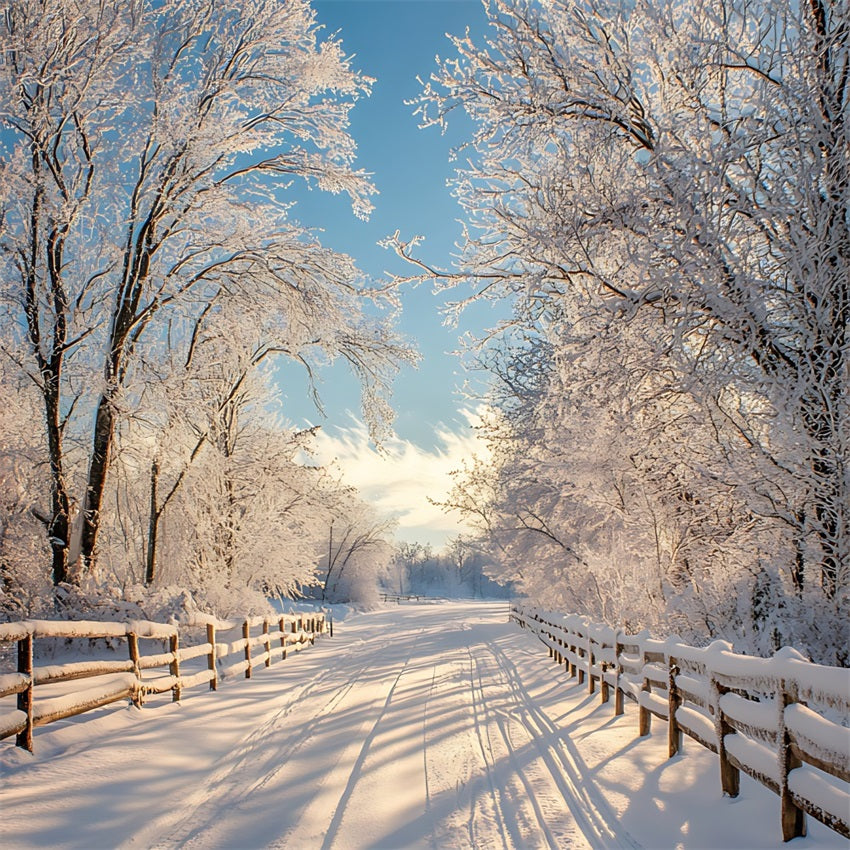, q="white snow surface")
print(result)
[0,601,846,850]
